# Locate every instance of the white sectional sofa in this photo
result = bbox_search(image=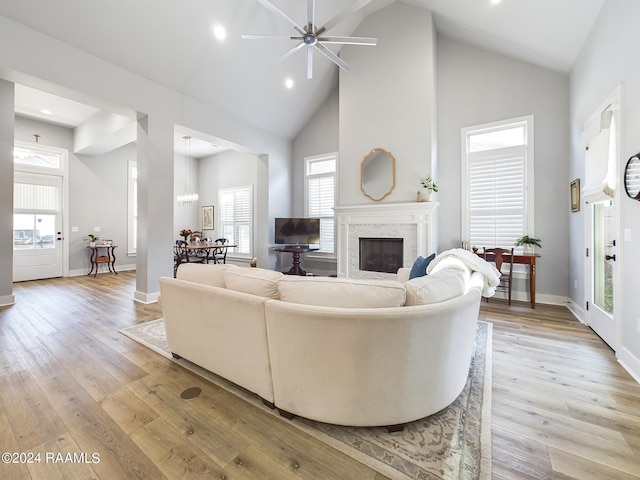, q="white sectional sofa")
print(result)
[159,253,491,429]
